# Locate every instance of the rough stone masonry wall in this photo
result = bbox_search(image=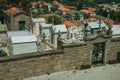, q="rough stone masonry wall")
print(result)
[106,39,120,61]
[0,44,89,80]
[0,38,119,80]
[13,13,32,31]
